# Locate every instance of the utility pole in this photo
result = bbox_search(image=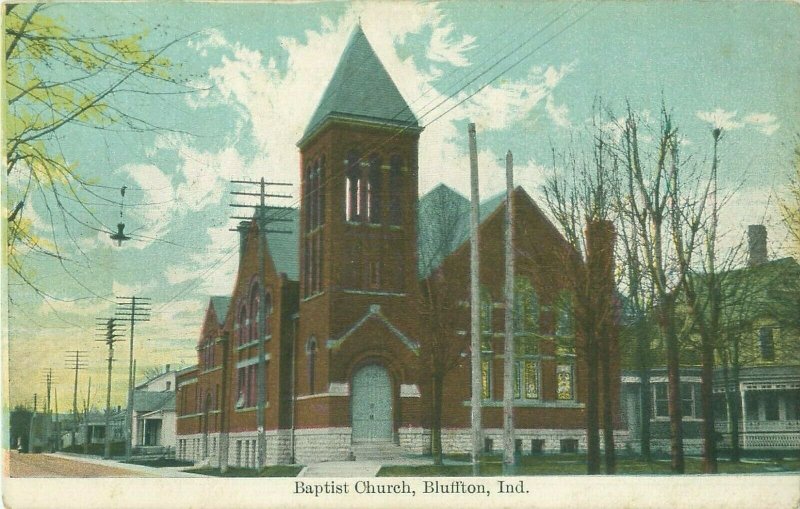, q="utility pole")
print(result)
[83,377,92,455]
[230,177,292,469]
[54,387,60,451]
[502,150,516,472]
[29,393,37,454]
[468,123,482,476]
[116,296,151,461]
[96,317,125,459]
[65,350,87,449]
[42,369,53,451]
